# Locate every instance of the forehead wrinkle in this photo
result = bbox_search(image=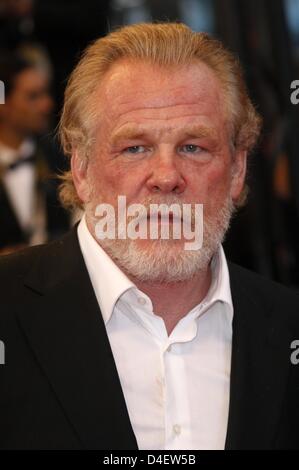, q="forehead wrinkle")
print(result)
[114,101,205,111]
[110,122,218,144]
[107,94,225,125]
[110,98,223,121]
